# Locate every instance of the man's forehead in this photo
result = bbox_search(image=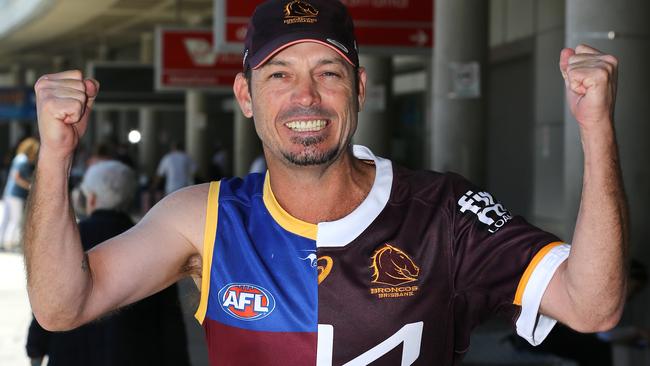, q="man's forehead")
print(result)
[260,41,350,67]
